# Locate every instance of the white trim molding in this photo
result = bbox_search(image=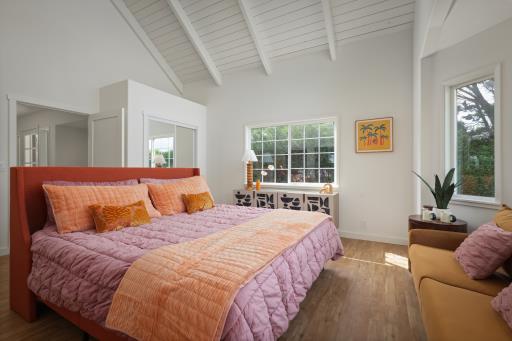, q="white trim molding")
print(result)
[238,0,272,75]
[443,63,502,207]
[110,0,184,94]
[321,0,337,61]
[166,0,222,86]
